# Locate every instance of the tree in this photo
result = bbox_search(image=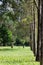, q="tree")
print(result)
[40,0,43,65]
[0,0,36,49]
[36,0,41,61]
[0,23,13,46]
